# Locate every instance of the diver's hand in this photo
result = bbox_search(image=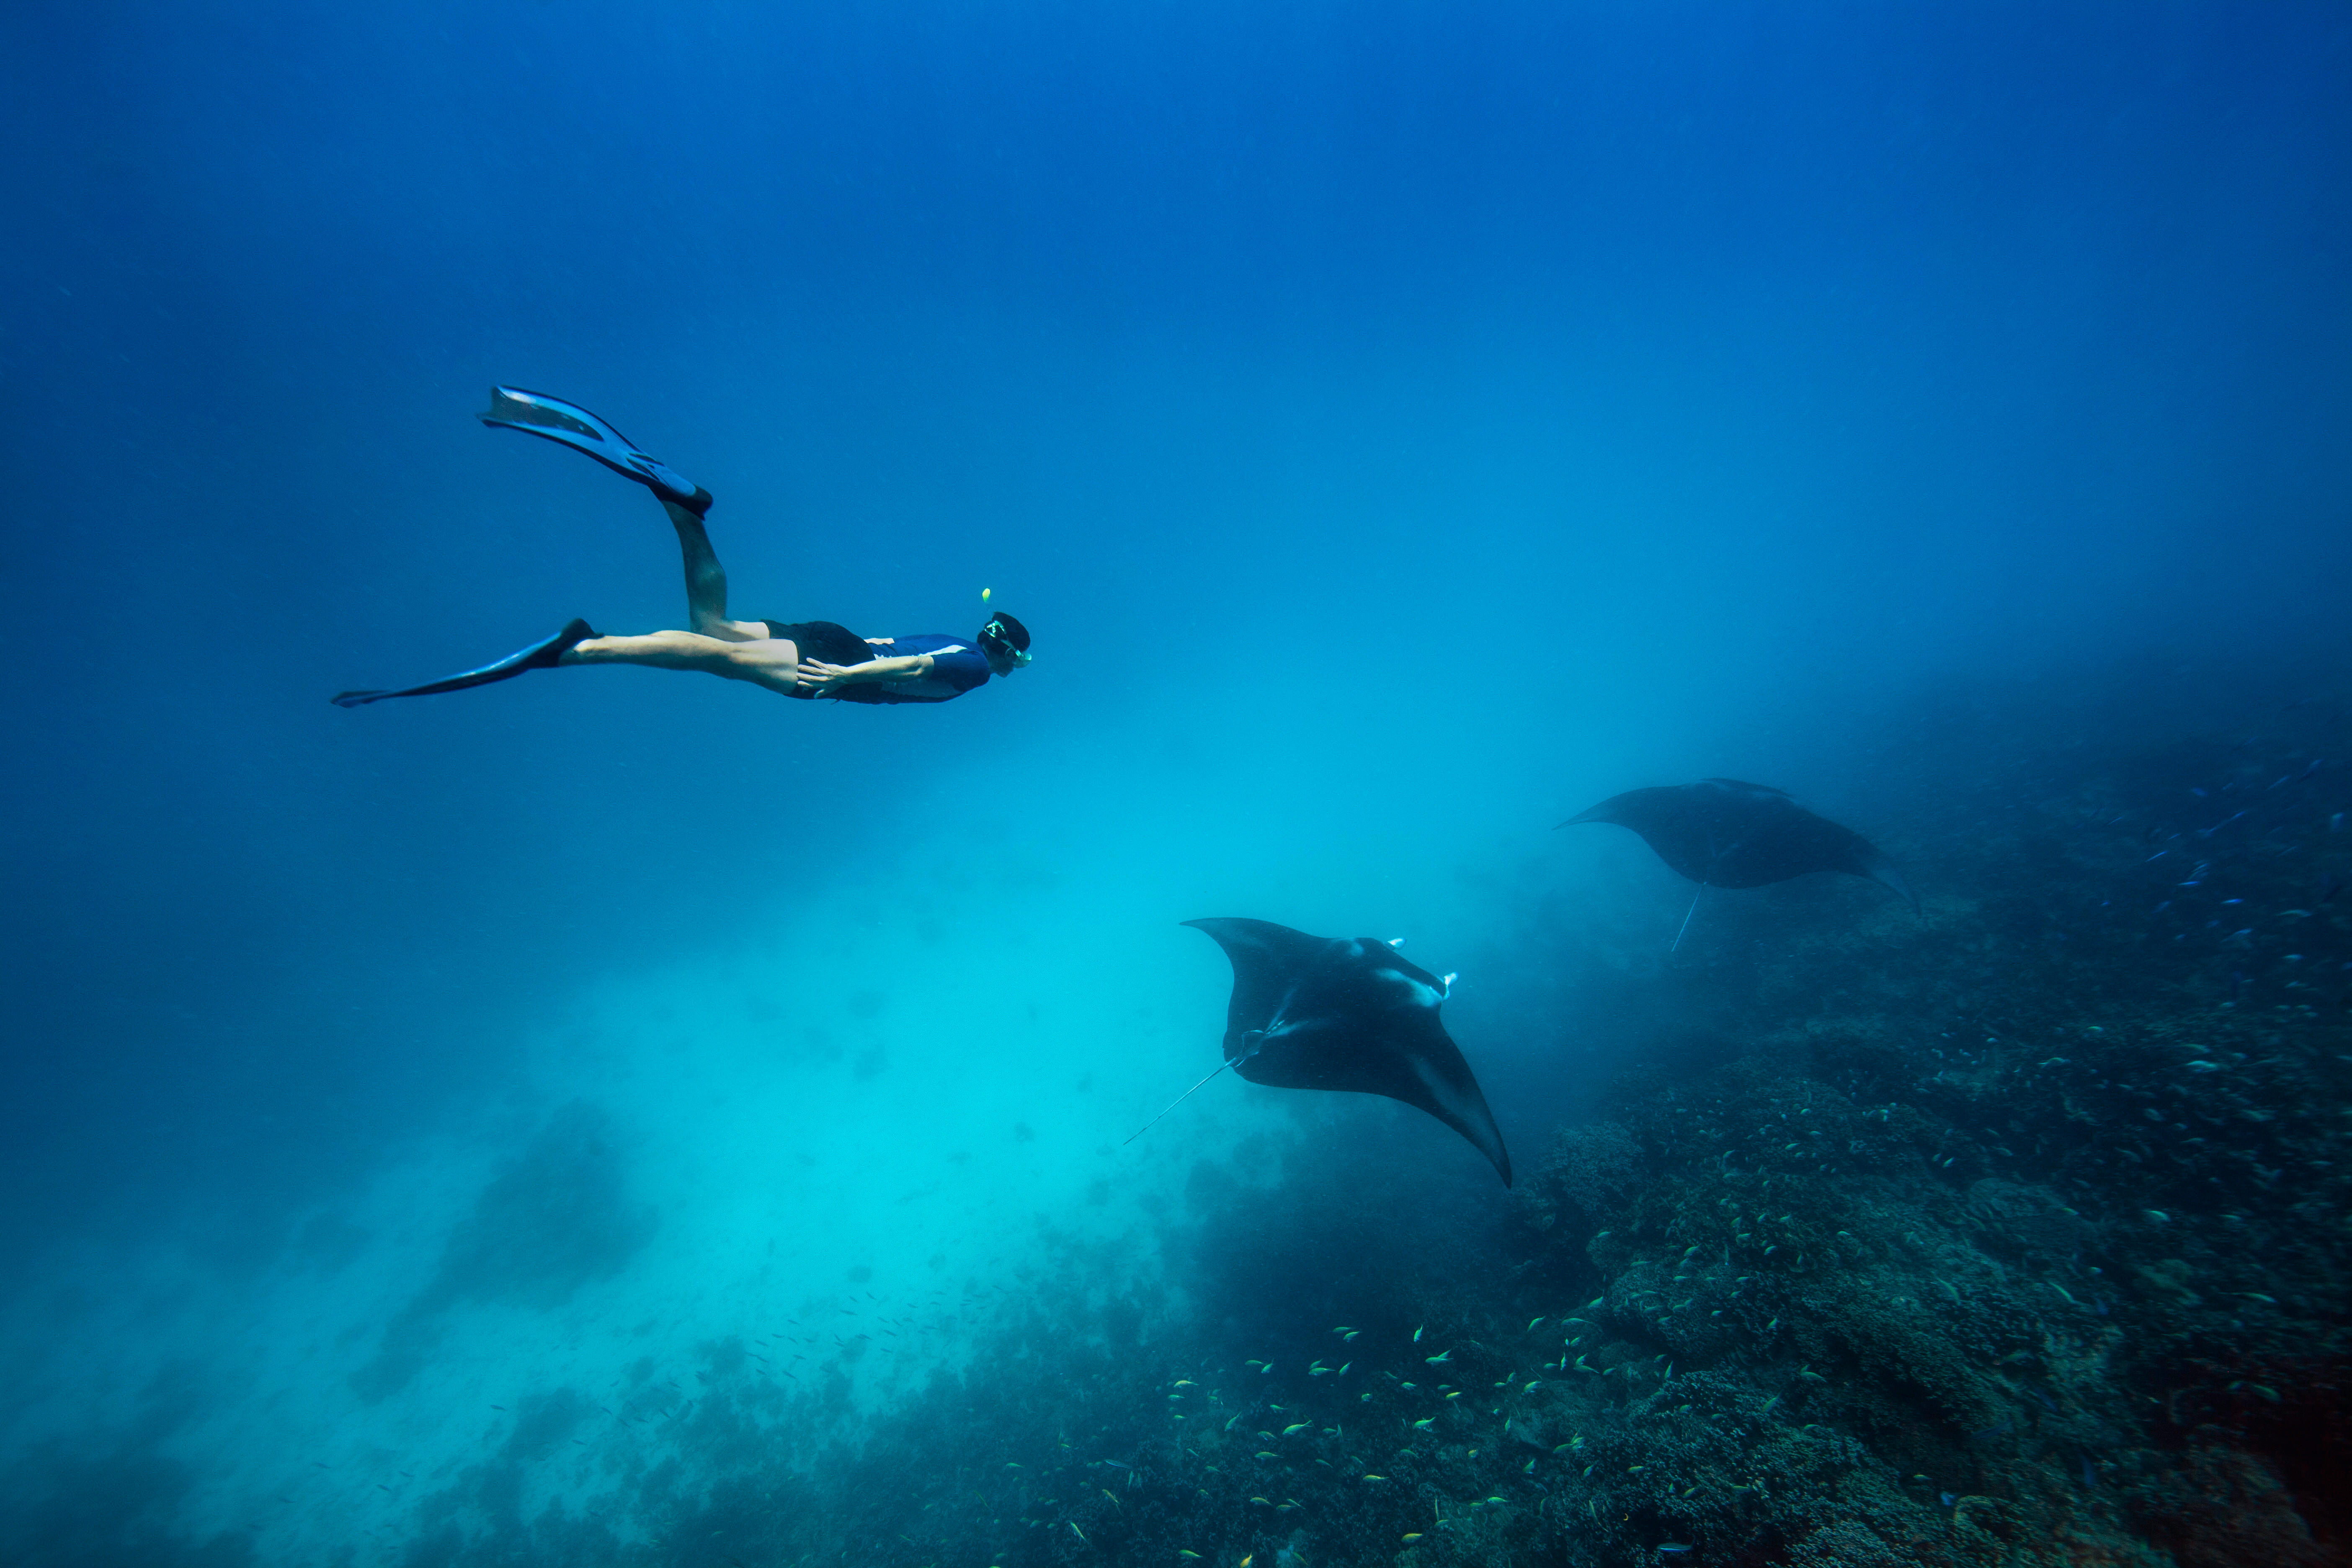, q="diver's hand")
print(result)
[796,653,931,694]
[795,659,854,695]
